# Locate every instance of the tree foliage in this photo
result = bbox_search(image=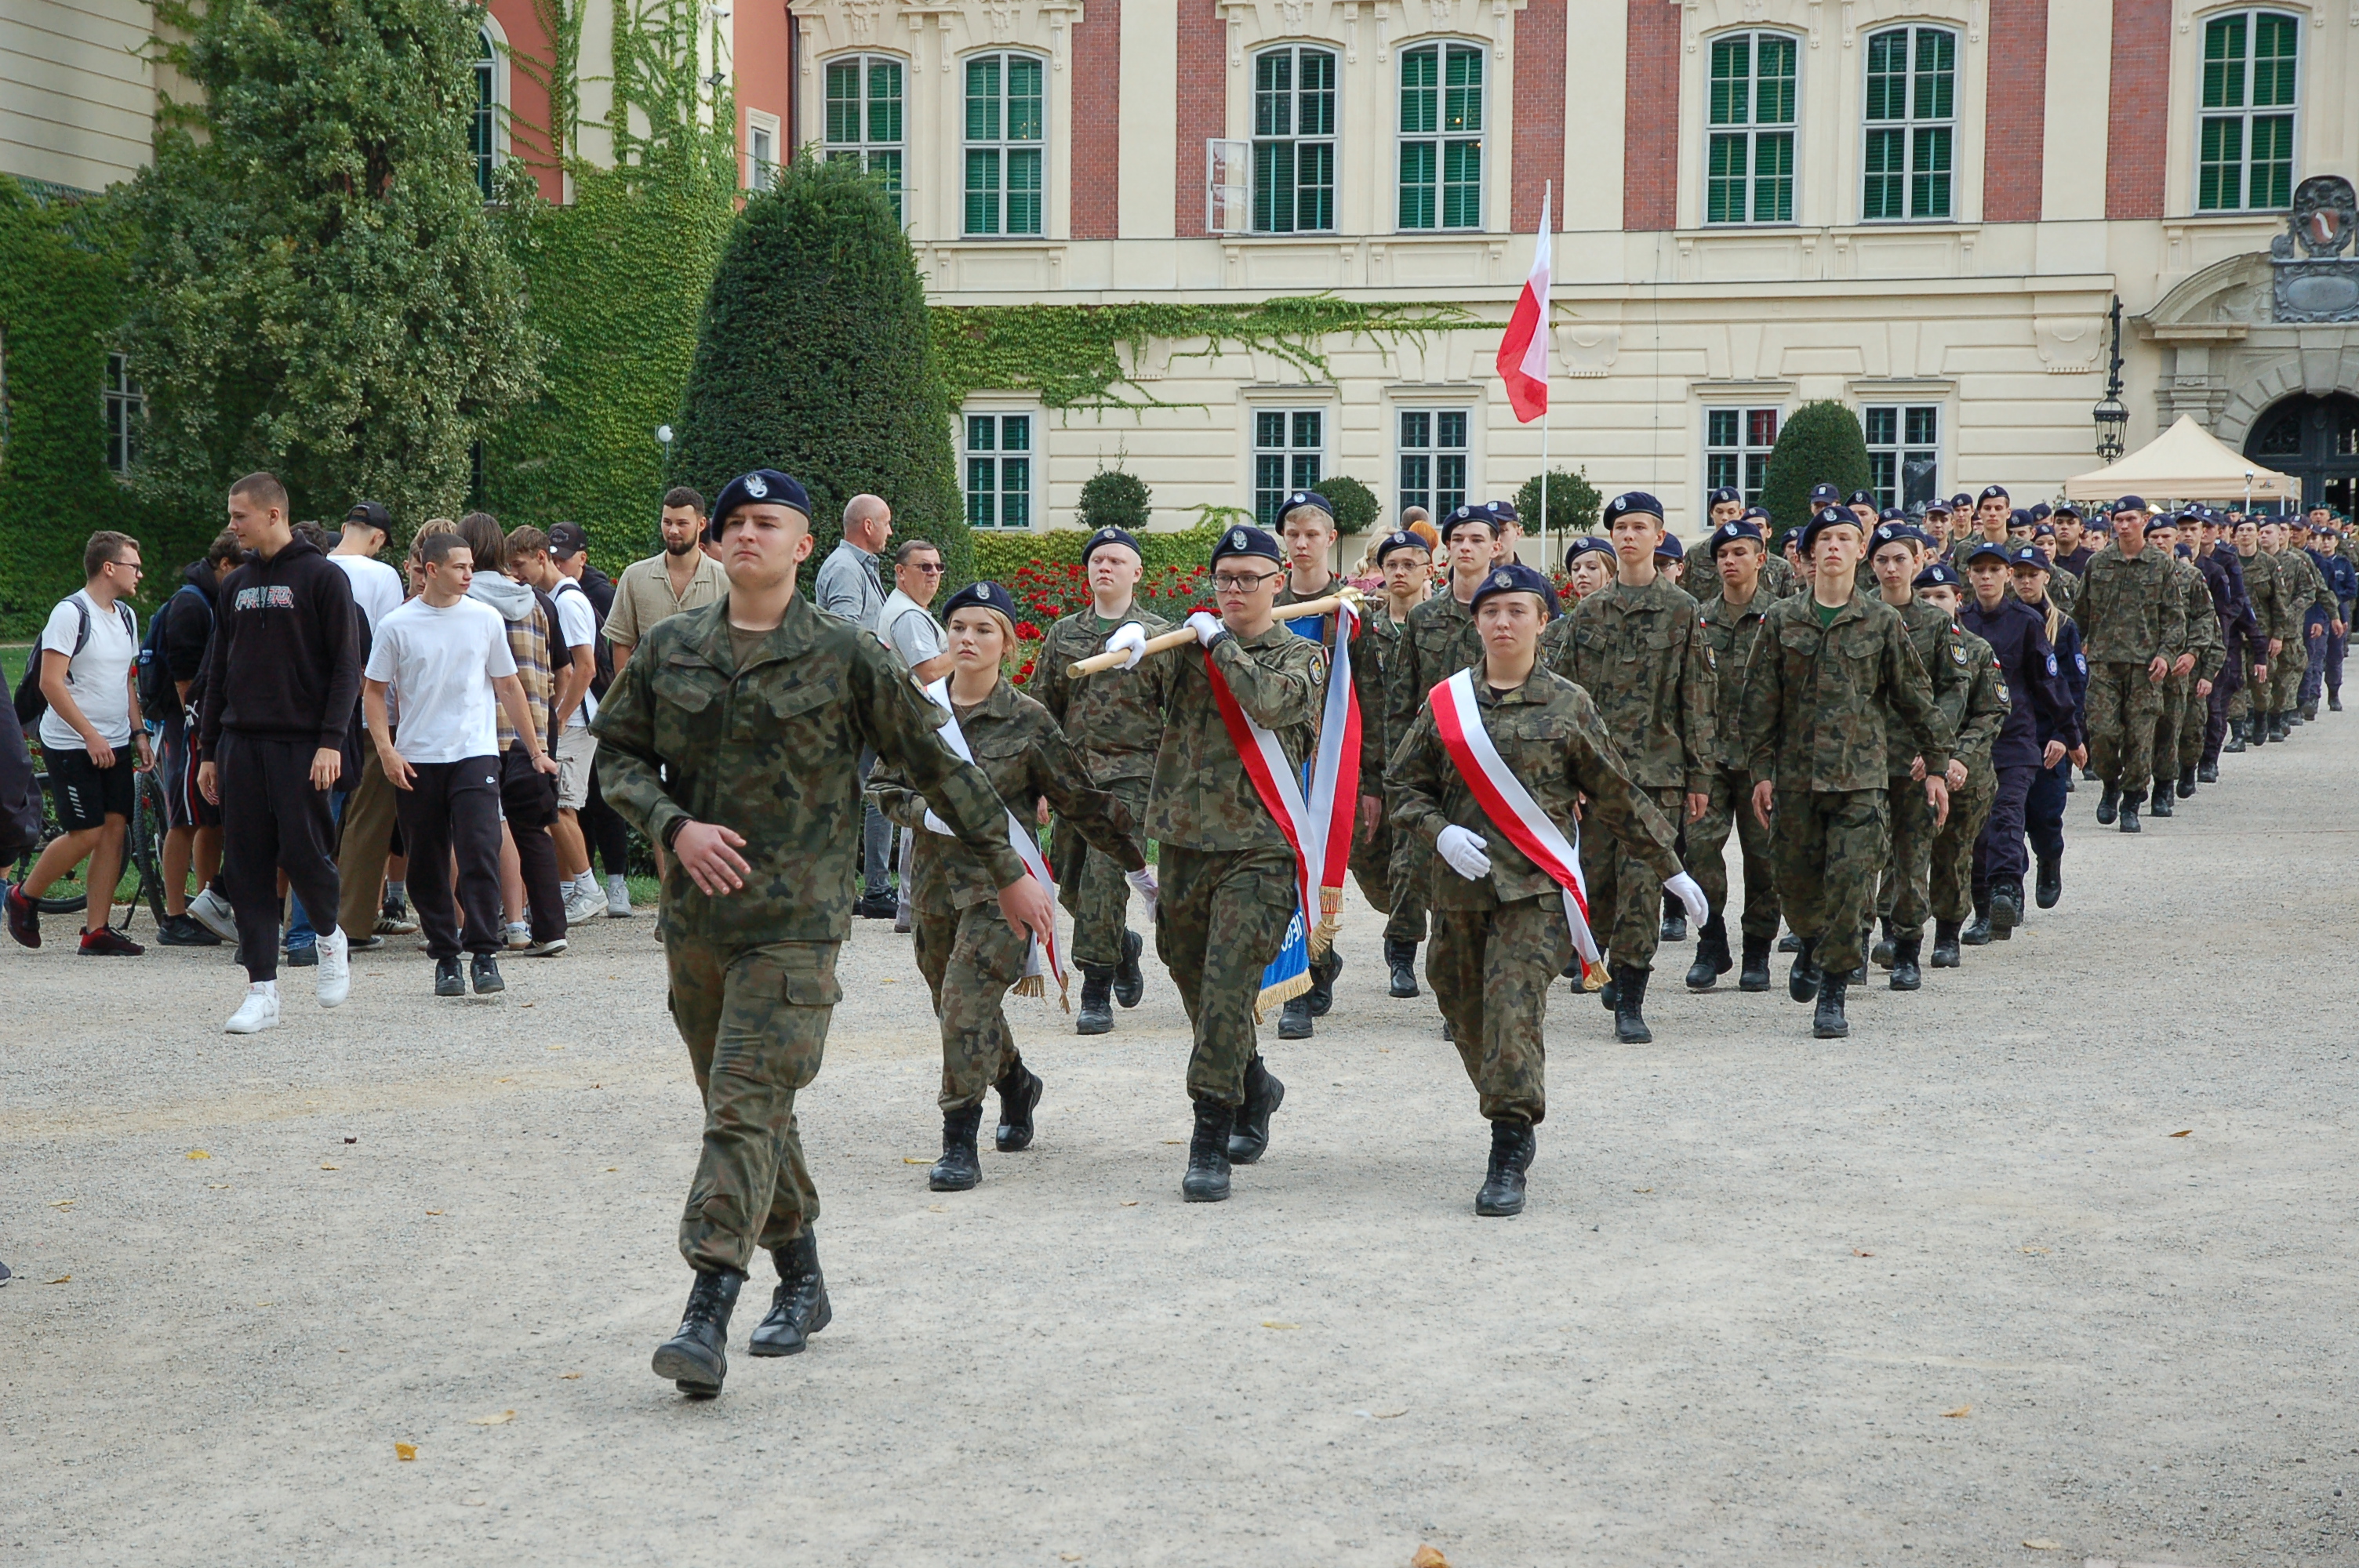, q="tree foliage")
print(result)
[673,155,969,582]
[1514,468,1604,544]
[121,0,543,528]
[1076,467,1151,535]
[1318,474,1382,535]
[1761,400,1873,542]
